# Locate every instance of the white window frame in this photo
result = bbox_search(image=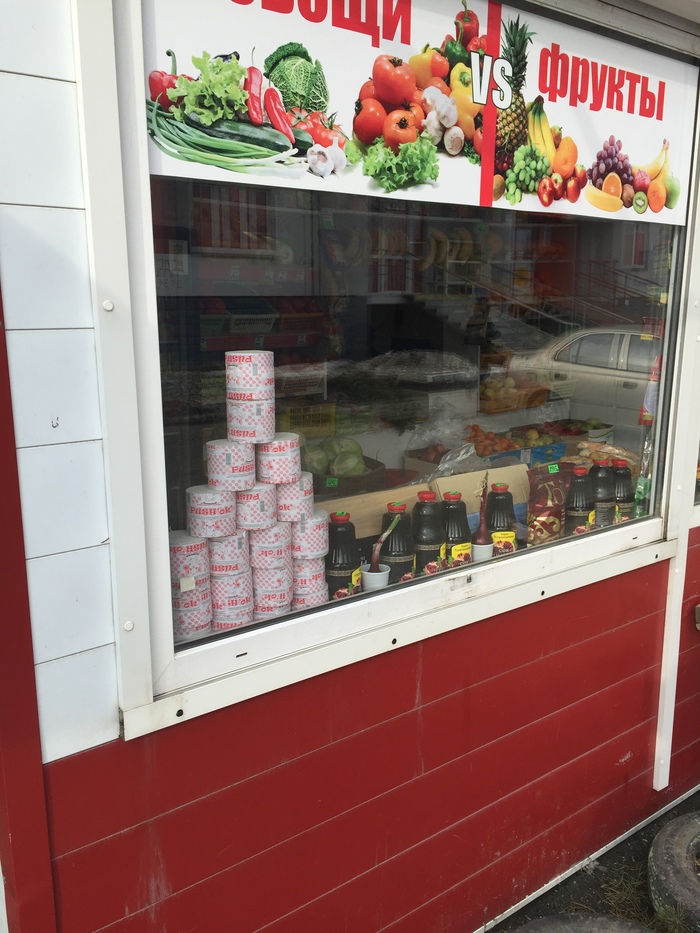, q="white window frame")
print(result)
[74,0,700,762]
